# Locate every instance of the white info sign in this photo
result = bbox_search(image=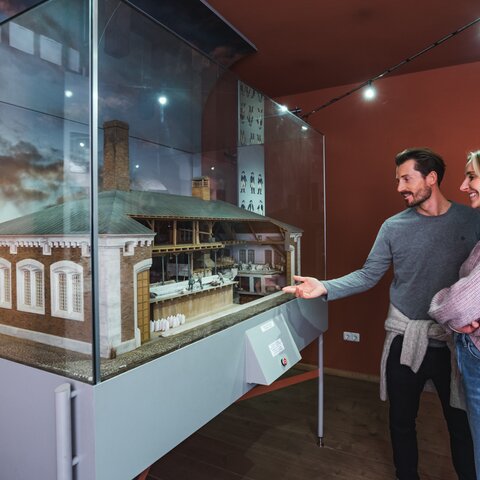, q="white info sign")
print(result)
[245,313,301,385]
[268,338,285,357]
